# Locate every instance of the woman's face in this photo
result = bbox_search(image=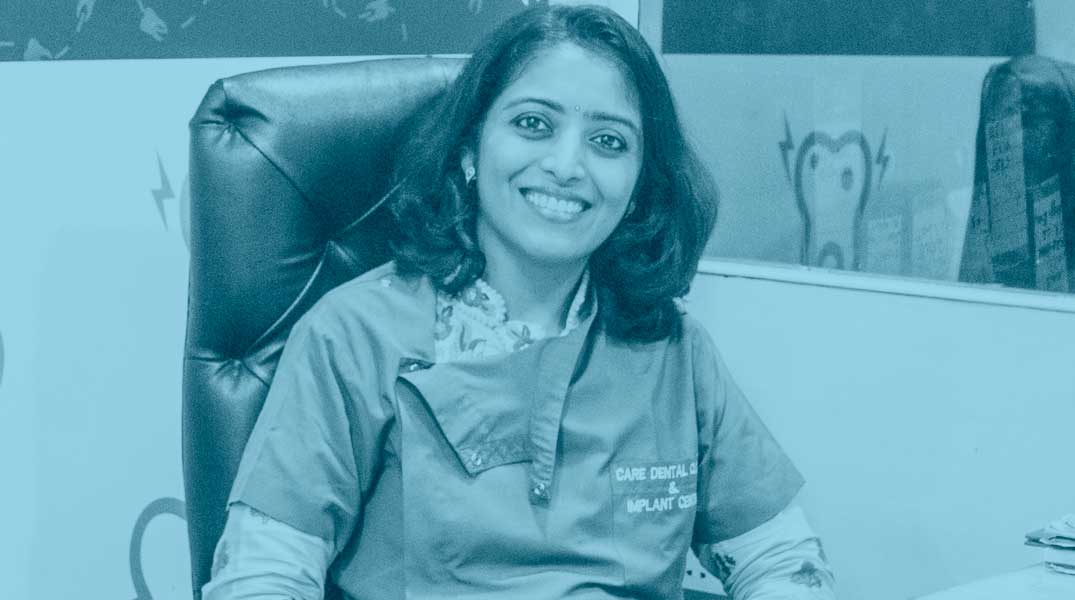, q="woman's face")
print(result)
[465,42,643,273]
